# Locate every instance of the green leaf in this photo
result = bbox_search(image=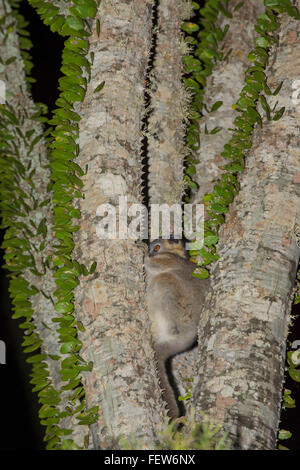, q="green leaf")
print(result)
[254,36,270,48]
[6,56,17,65]
[282,389,296,408]
[183,56,202,73]
[55,108,81,122]
[289,367,300,382]
[233,1,244,11]
[214,185,234,204]
[61,439,77,450]
[59,75,86,89]
[211,202,229,214]
[73,0,97,18]
[210,100,223,112]
[60,340,80,354]
[210,126,222,134]
[65,15,84,31]
[237,96,255,109]
[224,163,244,173]
[39,407,59,419]
[183,78,201,93]
[182,22,200,33]
[80,264,89,276]
[248,46,268,62]
[61,377,81,390]
[55,277,79,292]
[60,63,82,76]
[94,81,105,93]
[204,234,219,246]
[89,261,97,274]
[23,341,42,353]
[63,89,84,103]
[0,108,19,124]
[186,166,196,175]
[63,49,90,72]
[247,106,262,127]
[290,349,300,367]
[272,107,285,121]
[251,70,266,83]
[61,367,80,380]
[192,268,210,279]
[272,81,283,96]
[77,321,86,332]
[50,15,65,33]
[37,218,47,237]
[26,354,47,363]
[218,3,232,18]
[259,95,271,120]
[55,301,74,314]
[278,429,292,441]
[264,0,280,6]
